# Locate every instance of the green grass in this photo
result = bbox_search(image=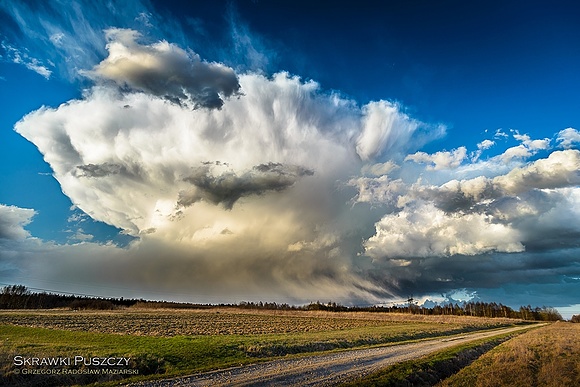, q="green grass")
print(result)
[0,317,524,386]
[1,325,250,378]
